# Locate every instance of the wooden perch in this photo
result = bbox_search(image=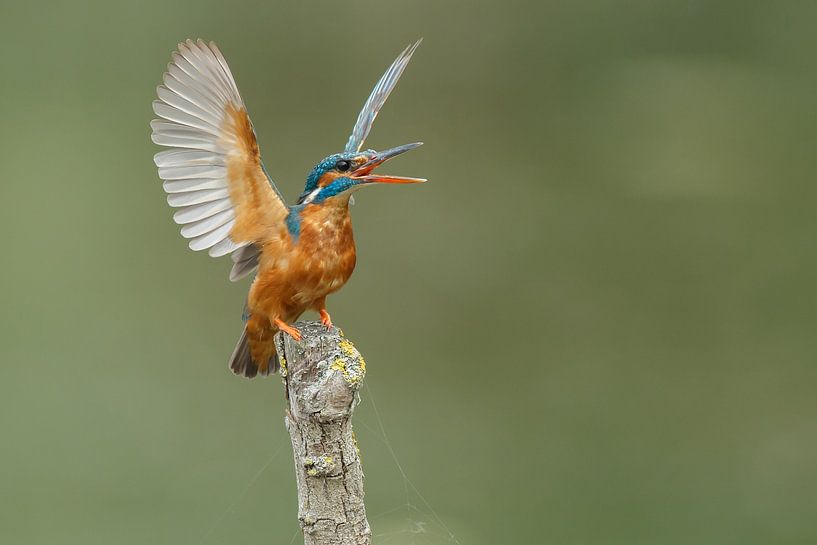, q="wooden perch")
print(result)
[275,321,371,545]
